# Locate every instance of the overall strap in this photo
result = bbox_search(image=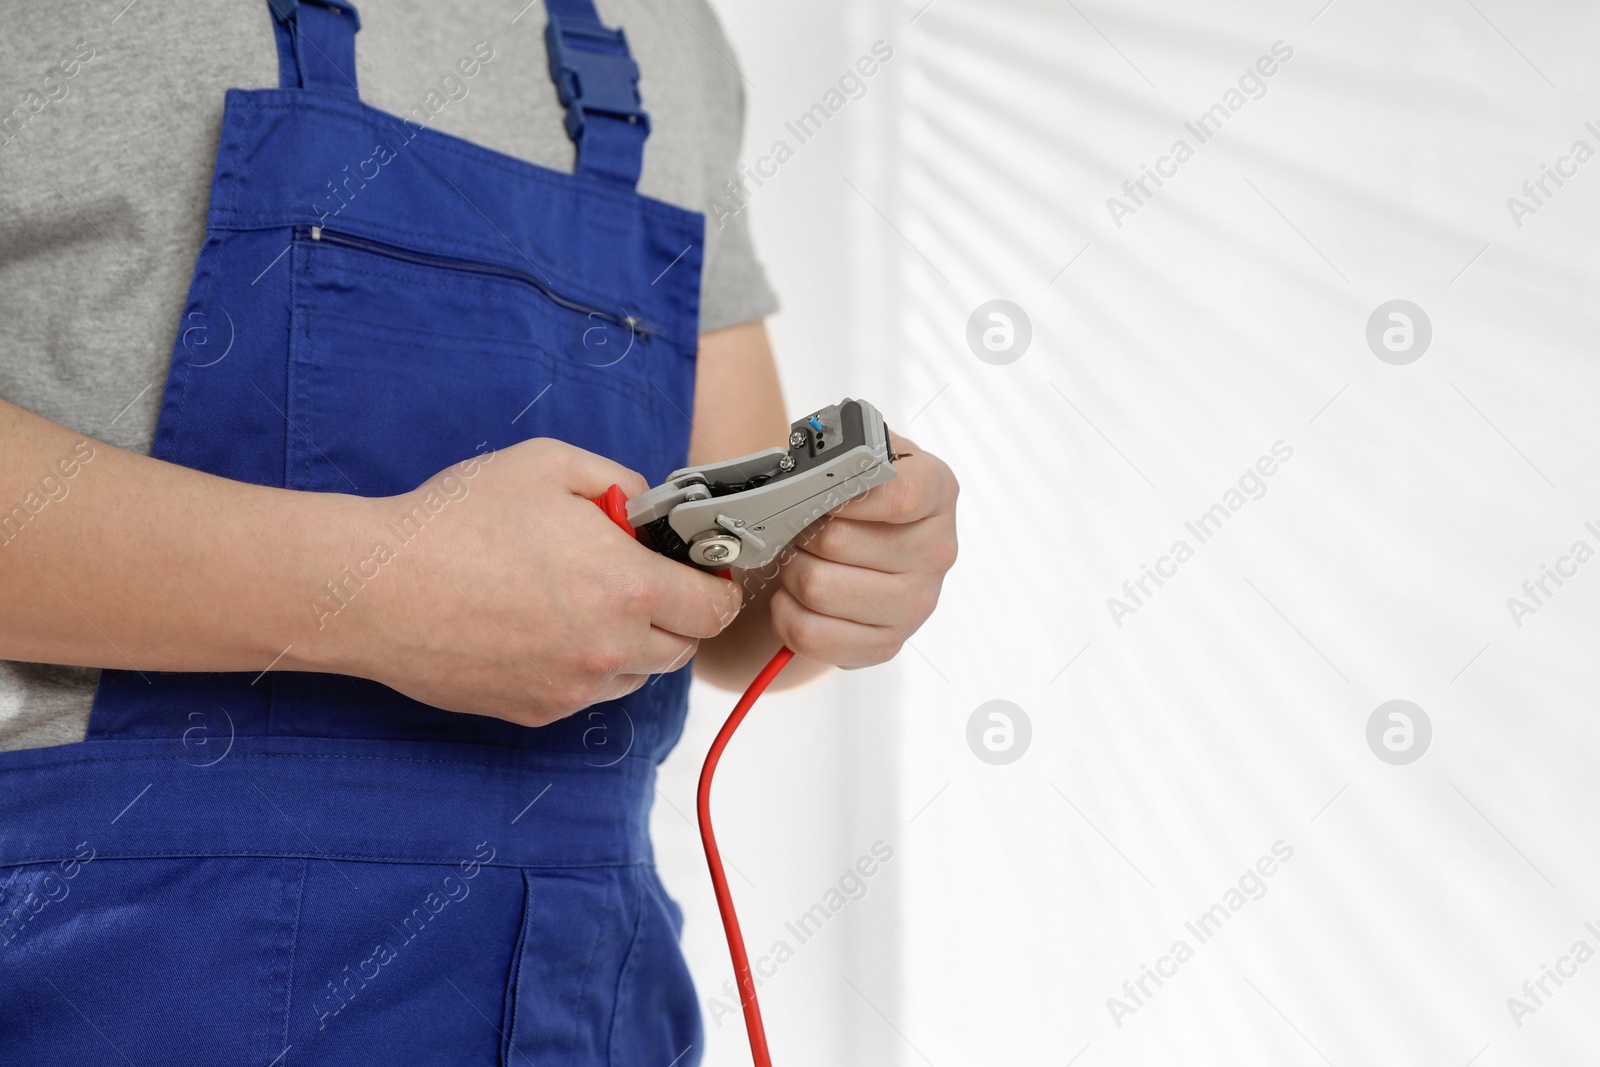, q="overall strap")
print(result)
[268,0,361,96]
[544,0,649,189]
